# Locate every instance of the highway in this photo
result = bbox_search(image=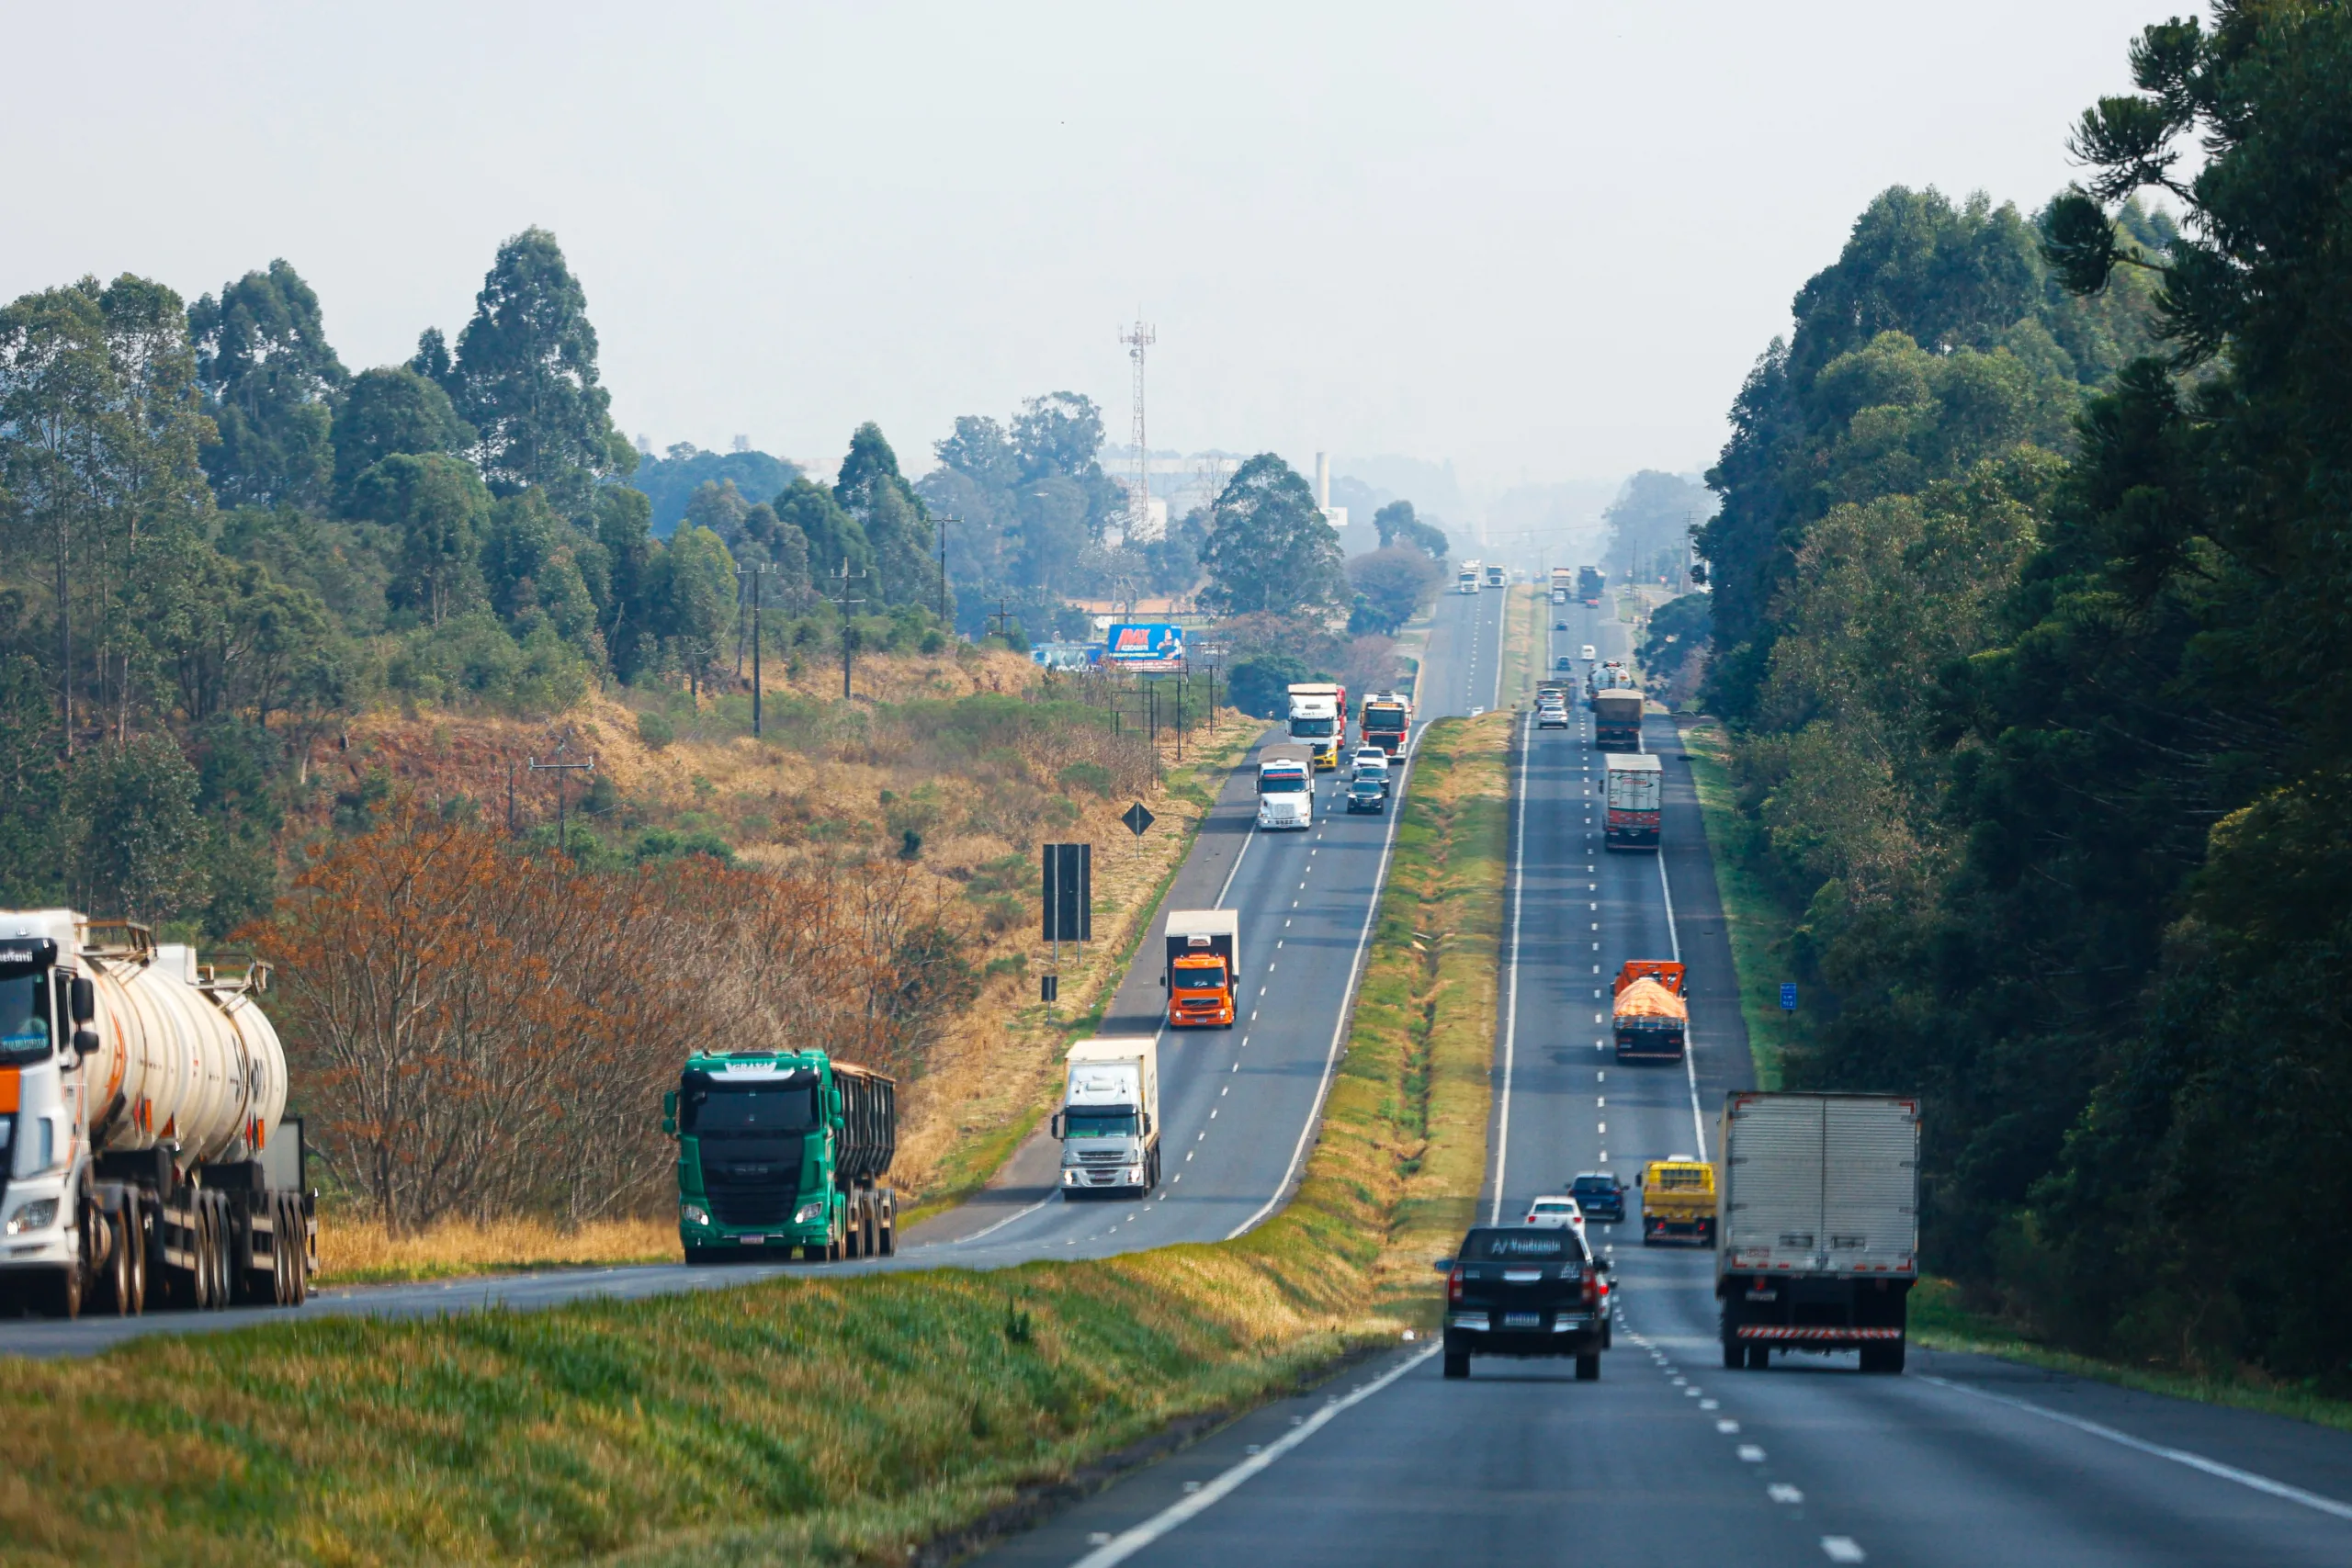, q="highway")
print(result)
[978,592,2352,1568]
[0,586,1513,1359]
